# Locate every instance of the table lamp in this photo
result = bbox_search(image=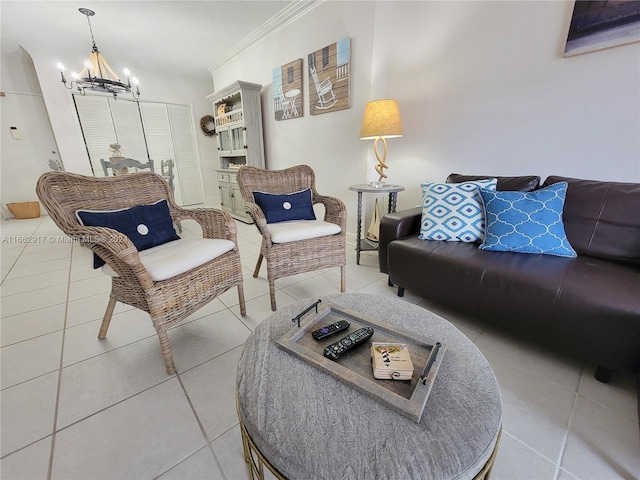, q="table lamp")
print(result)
[359,99,403,187]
